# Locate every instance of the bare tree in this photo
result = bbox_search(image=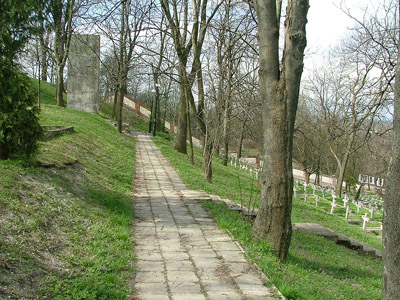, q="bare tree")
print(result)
[45,0,77,107]
[251,0,309,262]
[90,0,151,132]
[161,0,221,181]
[160,0,192,154]
[209,0,256,166]
[293,97,324,184]
[306,45,392,195]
